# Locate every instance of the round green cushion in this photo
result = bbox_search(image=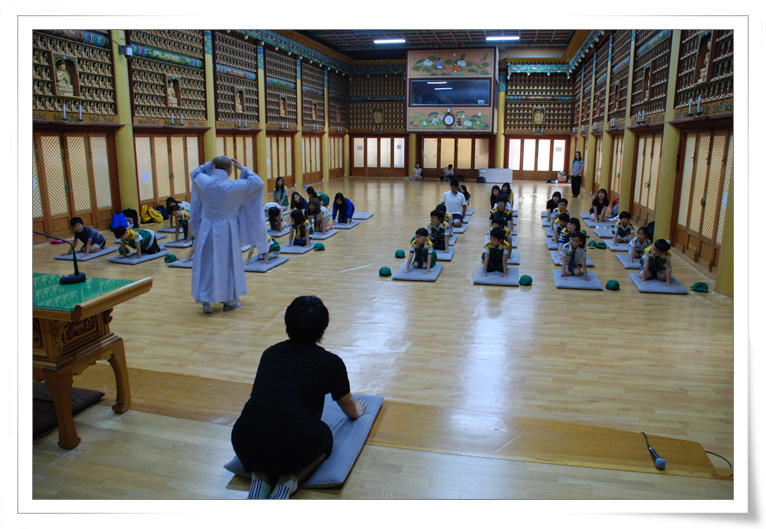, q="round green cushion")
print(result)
[690,281,709,292]
[395,249,406,258]
[164,253,178,263]
[379,266,392,277]
[519,274,532,286]
[313,243,325,251]
[605,279,620,291]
